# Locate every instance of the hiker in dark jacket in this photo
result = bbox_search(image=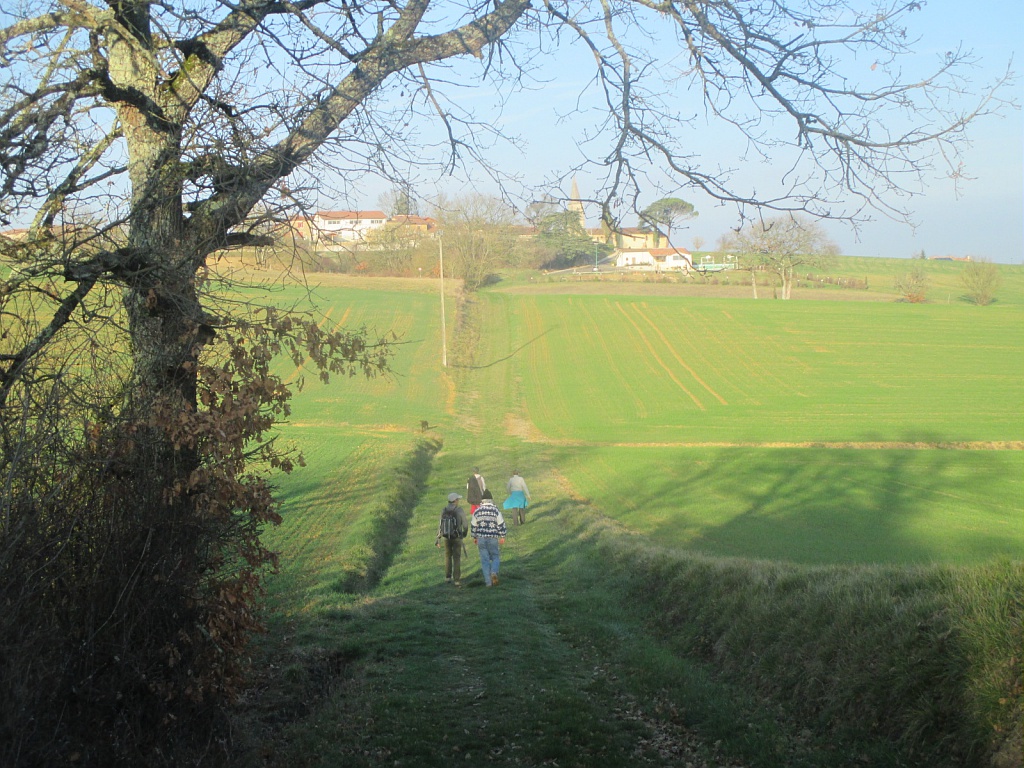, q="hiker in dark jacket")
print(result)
[435,492,469,586]
[470,490,507,587]
[466,467,486,514]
